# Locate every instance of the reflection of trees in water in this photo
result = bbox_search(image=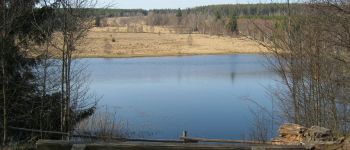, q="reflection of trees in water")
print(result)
[177,70,183,83]
[176,62,184,83]
[175,69,238,84]
[230,72,236,84]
